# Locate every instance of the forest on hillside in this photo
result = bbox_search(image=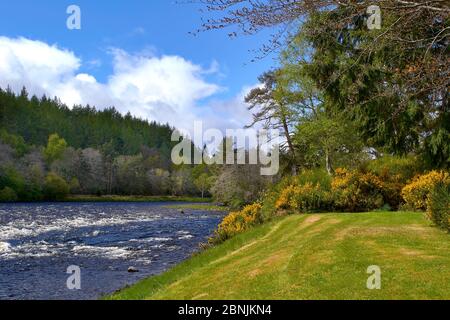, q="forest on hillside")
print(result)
[0,87,270,203]
[0,87,204,201]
